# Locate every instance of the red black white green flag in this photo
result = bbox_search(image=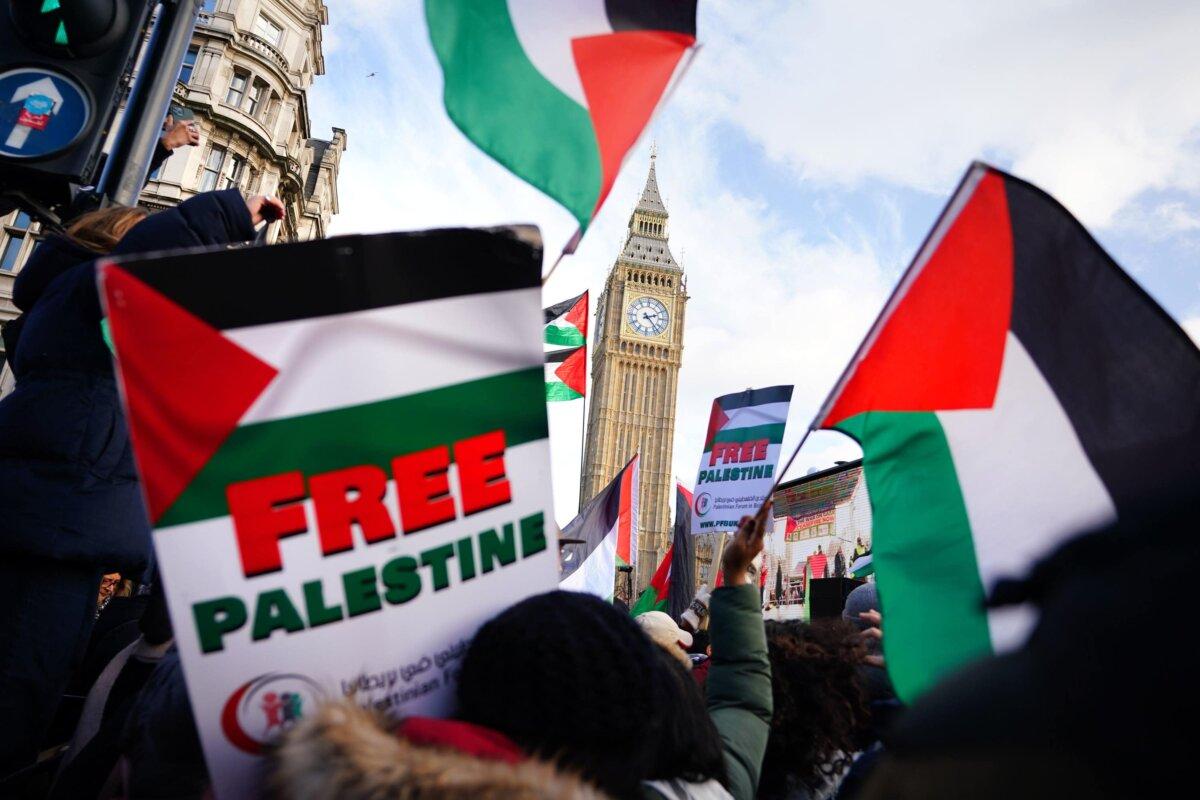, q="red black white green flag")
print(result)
[98,226,558,798]
[544,290,588,401]
[560,455,639,599]
[818,163,1200,701]
[426,0,699,232]
[631,482,695,617]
